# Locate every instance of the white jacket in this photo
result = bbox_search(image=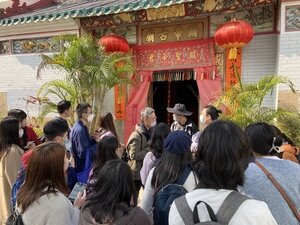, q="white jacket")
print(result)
[169,189,278,225]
